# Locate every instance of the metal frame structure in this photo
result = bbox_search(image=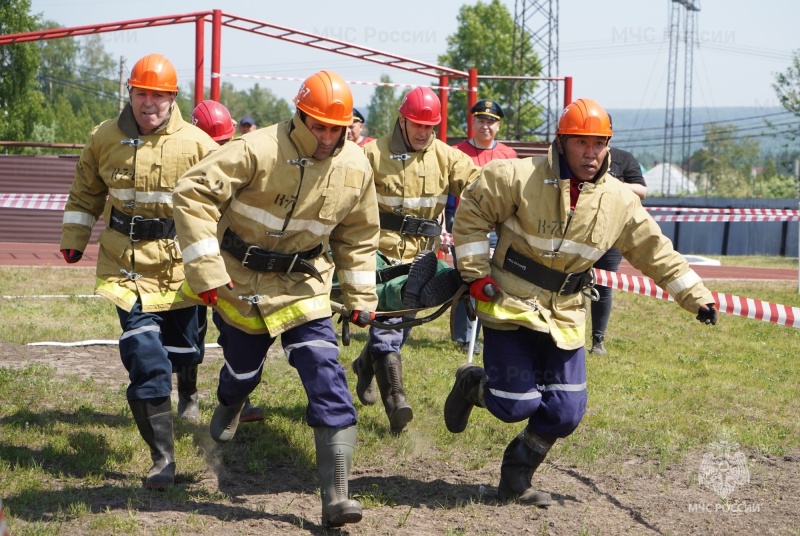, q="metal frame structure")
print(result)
[0,9,571,141]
